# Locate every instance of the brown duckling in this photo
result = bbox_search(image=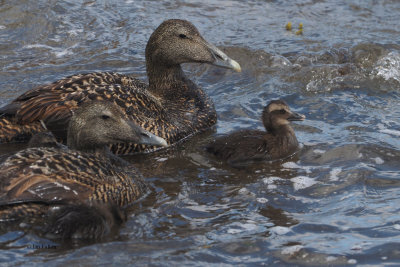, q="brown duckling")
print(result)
[206,100,305,166]
[0,101,167,239]
[0,19,241,154]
